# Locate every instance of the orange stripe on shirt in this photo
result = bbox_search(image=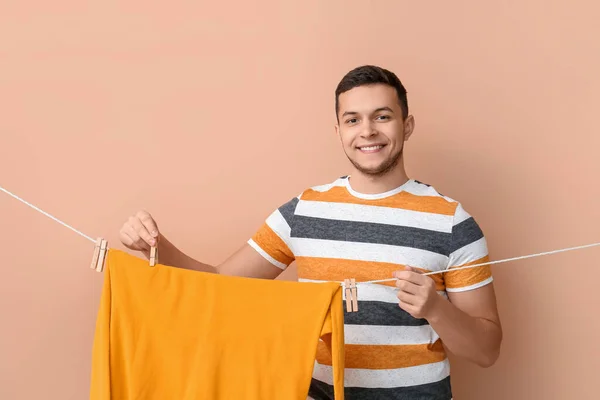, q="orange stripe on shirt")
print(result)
[444,256,492,289]
[316,340,447,369]
[296,257,445,290]
[302,186,456,215]
[251,223,294,266]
